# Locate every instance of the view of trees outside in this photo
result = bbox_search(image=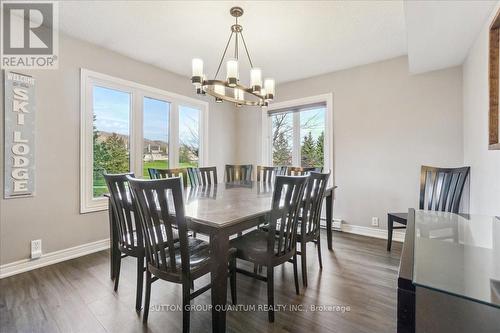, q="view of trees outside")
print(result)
[300,108,325,167]
[92,86,131,197]
[143,97,170,178]
[272,113,293,165]
[271,107,325,168]
[179,106,200,167]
